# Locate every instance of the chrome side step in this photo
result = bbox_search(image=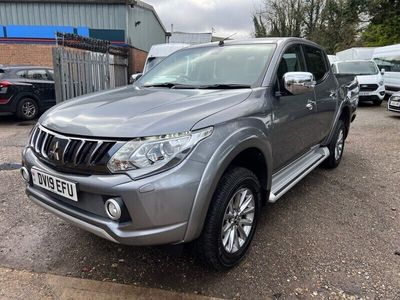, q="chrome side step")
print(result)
[269,147,329,203]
